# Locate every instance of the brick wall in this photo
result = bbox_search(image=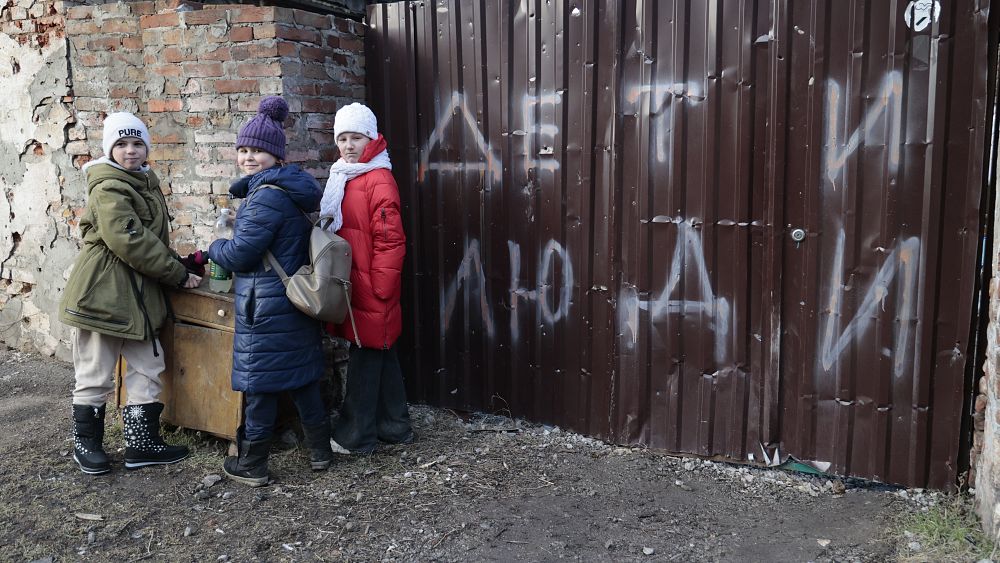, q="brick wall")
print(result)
[68,1,364,253]
[0,0,364,358]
